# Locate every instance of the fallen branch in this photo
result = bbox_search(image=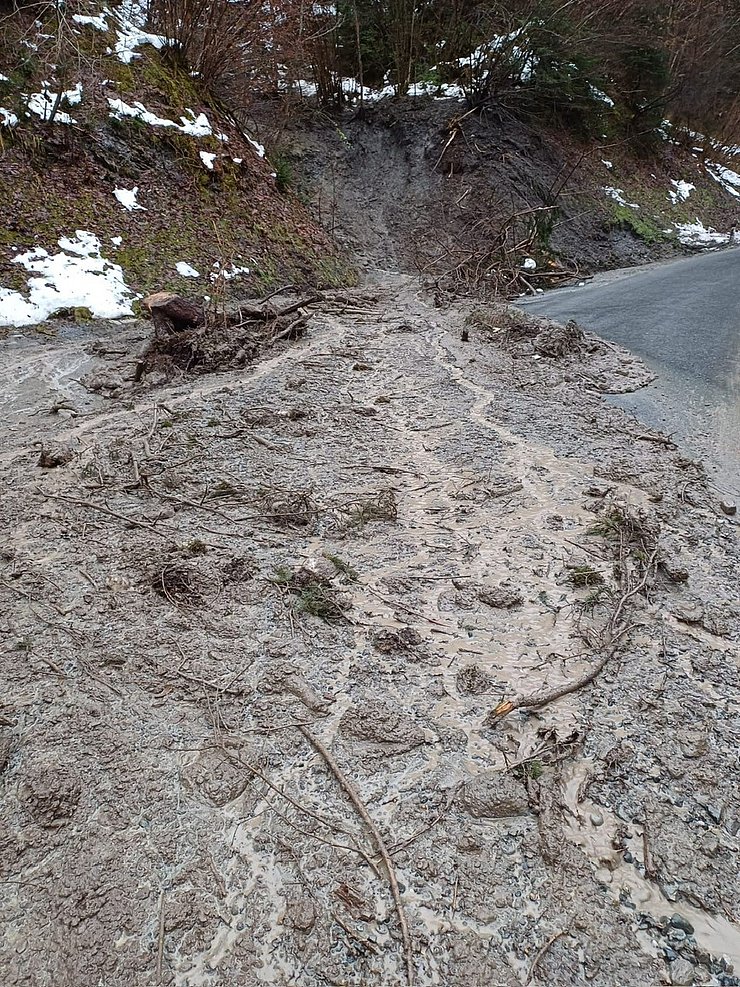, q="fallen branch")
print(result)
[489,544,657,722]
[36,489,173,538]
[298,725,414,986]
